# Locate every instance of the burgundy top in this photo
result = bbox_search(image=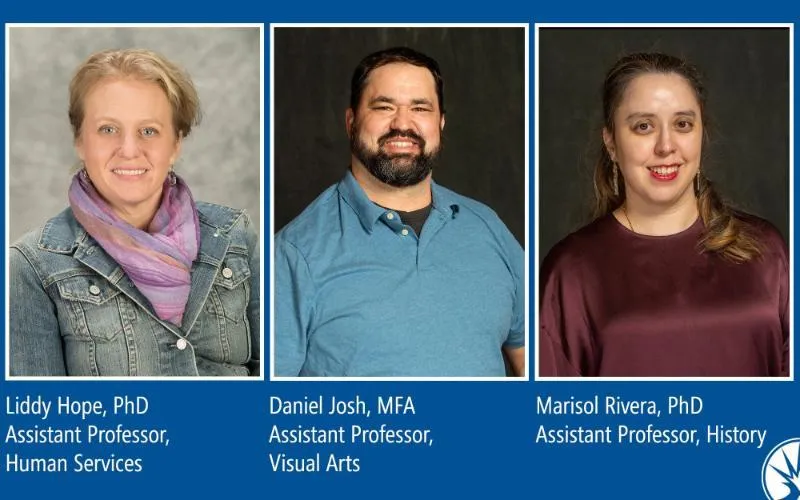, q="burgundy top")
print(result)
[539,214,789,377]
